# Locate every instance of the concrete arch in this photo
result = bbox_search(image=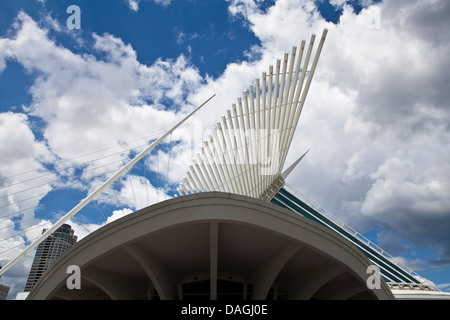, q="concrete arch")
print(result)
[27,192,394,300]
